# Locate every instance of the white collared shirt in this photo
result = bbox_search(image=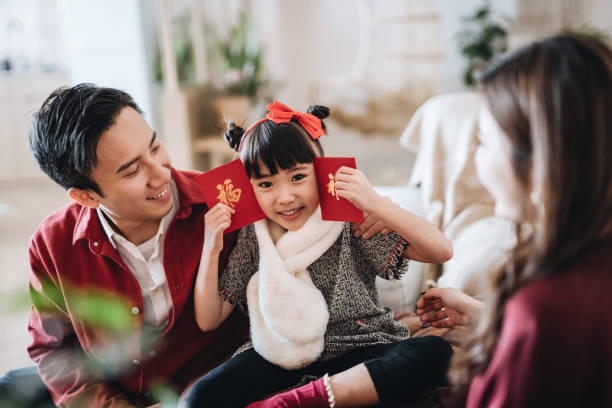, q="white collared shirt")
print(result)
[97,181,178,329]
